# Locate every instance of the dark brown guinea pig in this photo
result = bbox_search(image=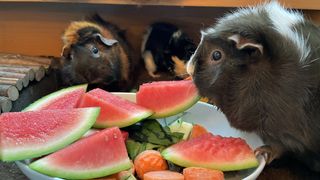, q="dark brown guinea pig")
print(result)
[60,14,134,91]
[187,2,320,172]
